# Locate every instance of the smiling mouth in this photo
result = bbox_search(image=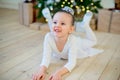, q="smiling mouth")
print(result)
[54,28,62,33]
